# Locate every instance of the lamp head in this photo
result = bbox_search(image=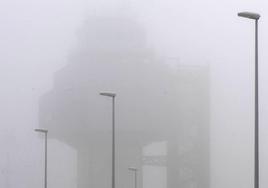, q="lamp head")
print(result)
[35,129,48,133]
[238,12,260,20]
[128,167,138,171]
[100,92,116,97]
